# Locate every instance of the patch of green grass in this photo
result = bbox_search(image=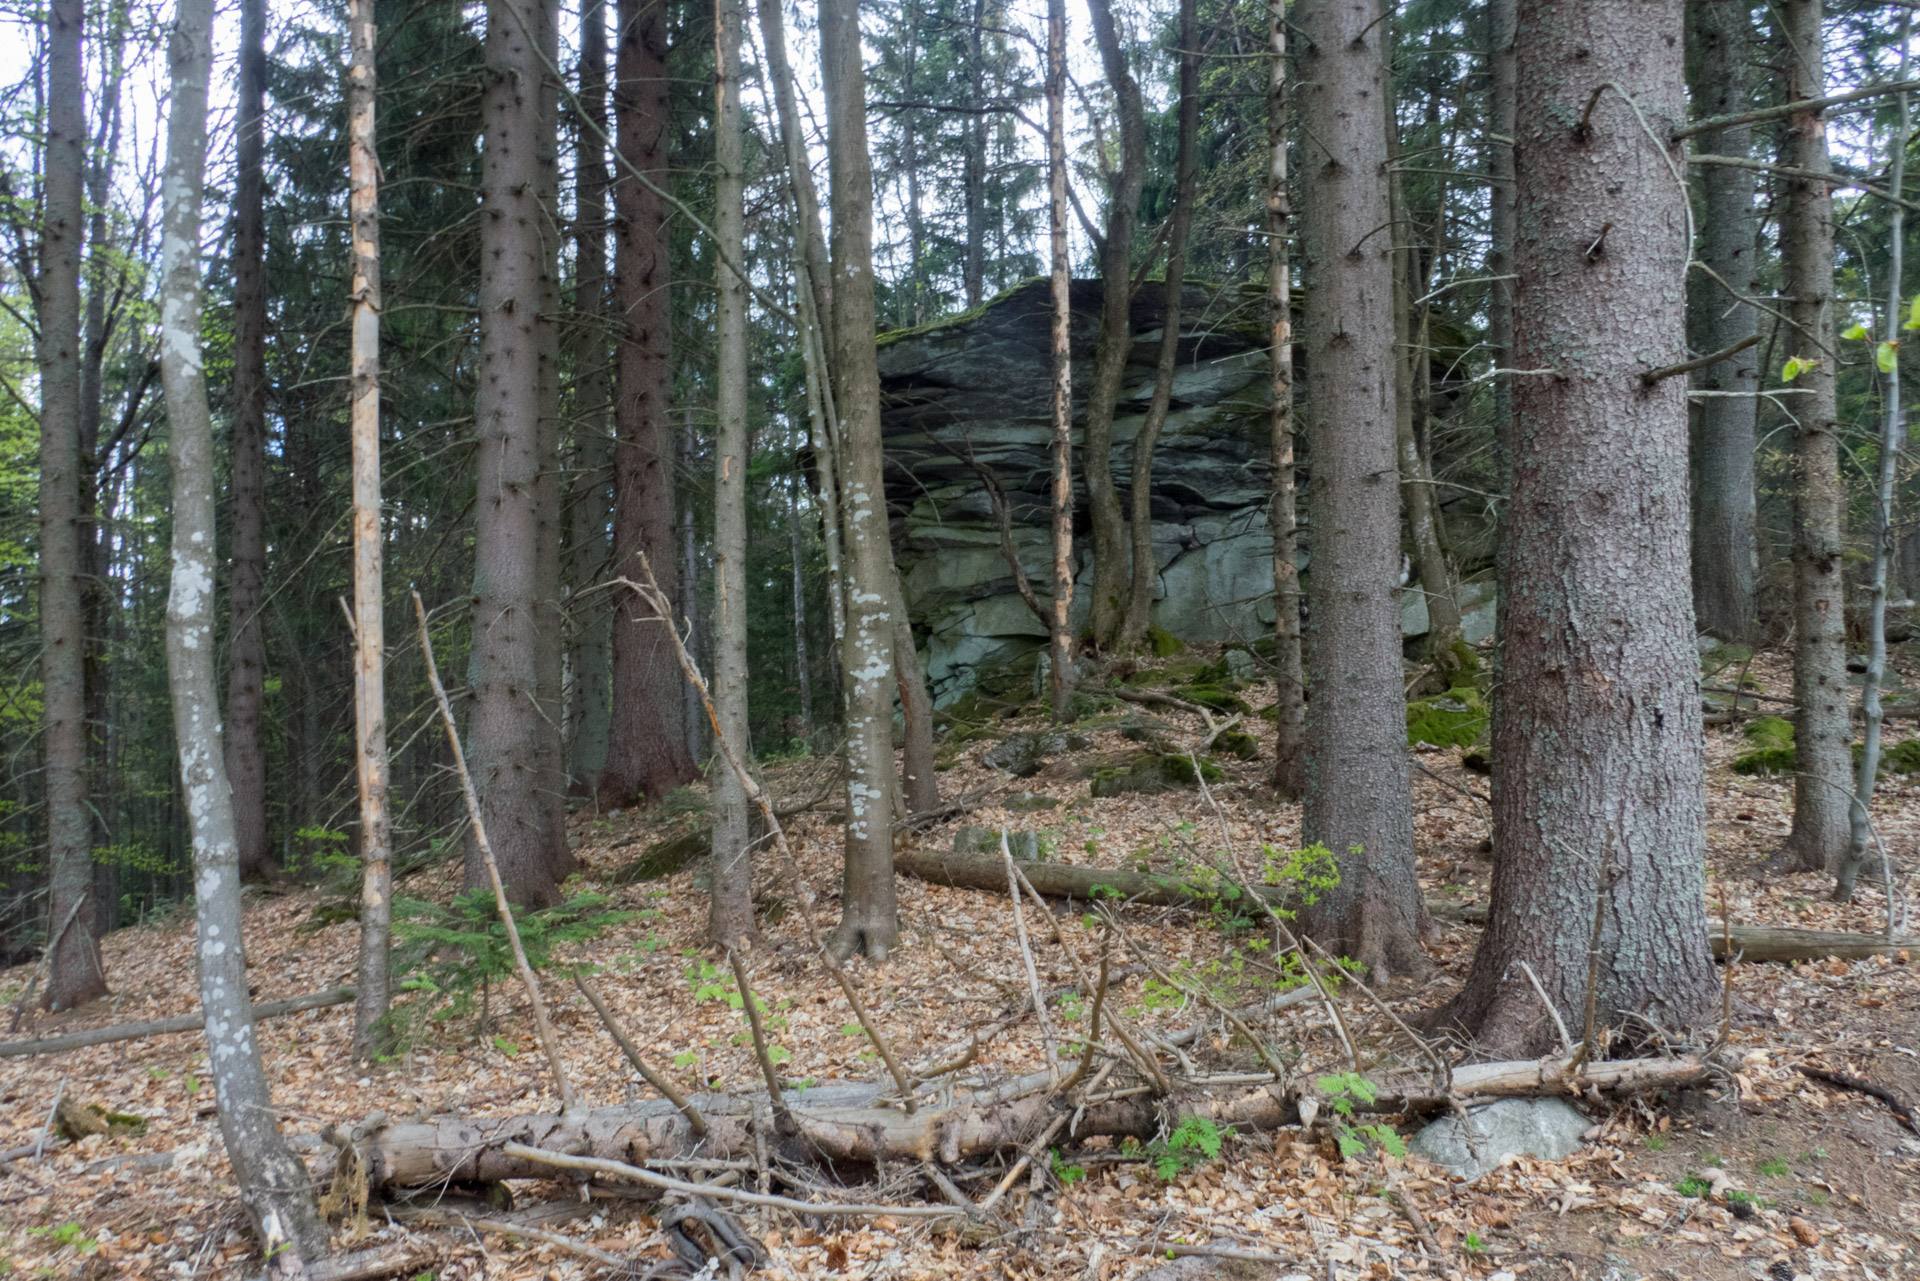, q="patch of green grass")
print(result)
[1757,1157,1789,1177]
[1645,1134,1668,1152]
[1675,1175,1712,1198]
